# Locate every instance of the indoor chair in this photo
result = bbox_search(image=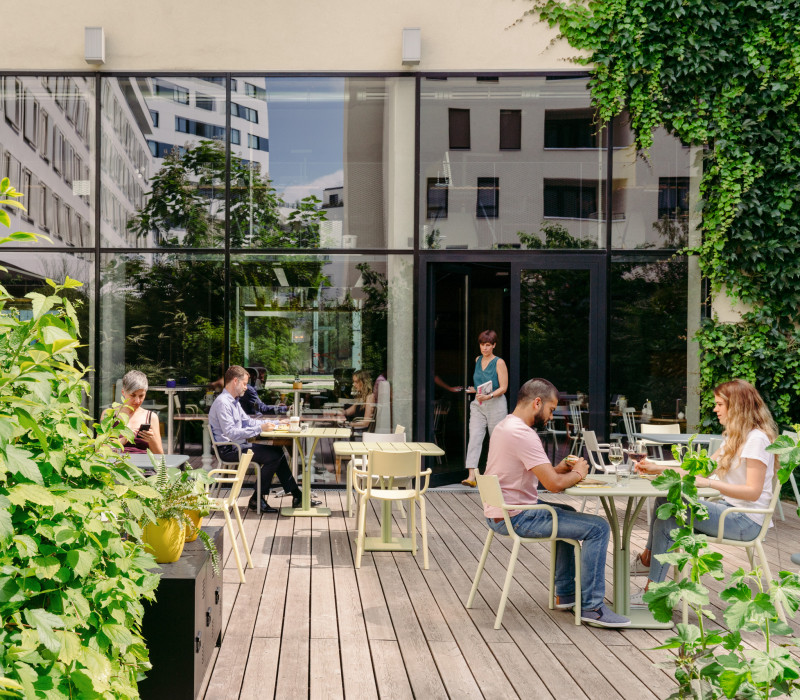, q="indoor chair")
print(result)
[353,449,431,569]
[467,474,583,628]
